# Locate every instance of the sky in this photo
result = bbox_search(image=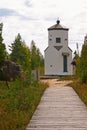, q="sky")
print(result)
[0,0,87,55]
